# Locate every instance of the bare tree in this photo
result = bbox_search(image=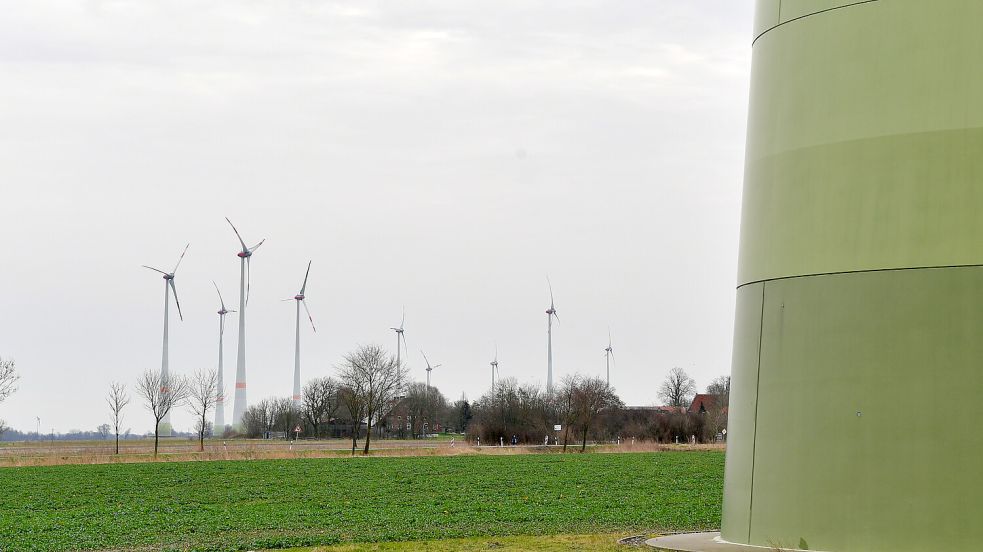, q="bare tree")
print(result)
[404,381,441,438]
[572,377,619,452]
[97,423,111,440]
[704,375,731,441]
[337,344,407,455]
[301,377,338,438]
[107,382,130,454]
[187,368,220,452]
[0,358,18,404]
[707,375,731,405]
[554,375,582,452]
[272,397,300,439]
[242,398,278,438]
[136,369,189,456]
[0,358,19,438]
[659,367,696,408]
[338,385,365,456]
